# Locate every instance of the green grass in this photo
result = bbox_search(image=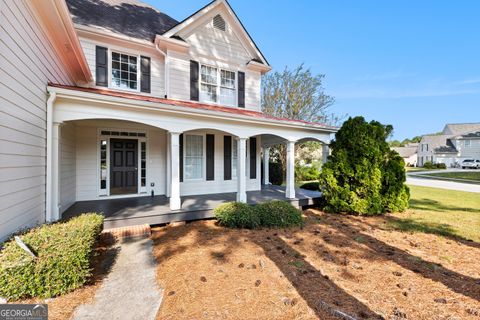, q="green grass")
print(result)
[405,167,436,172]
[422,171,480,183]
[387,185,480,242]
